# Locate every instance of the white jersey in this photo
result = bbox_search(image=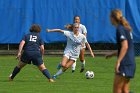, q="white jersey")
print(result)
[79,24,87,49]
[63,31,87,60]
[79,24,87,34]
